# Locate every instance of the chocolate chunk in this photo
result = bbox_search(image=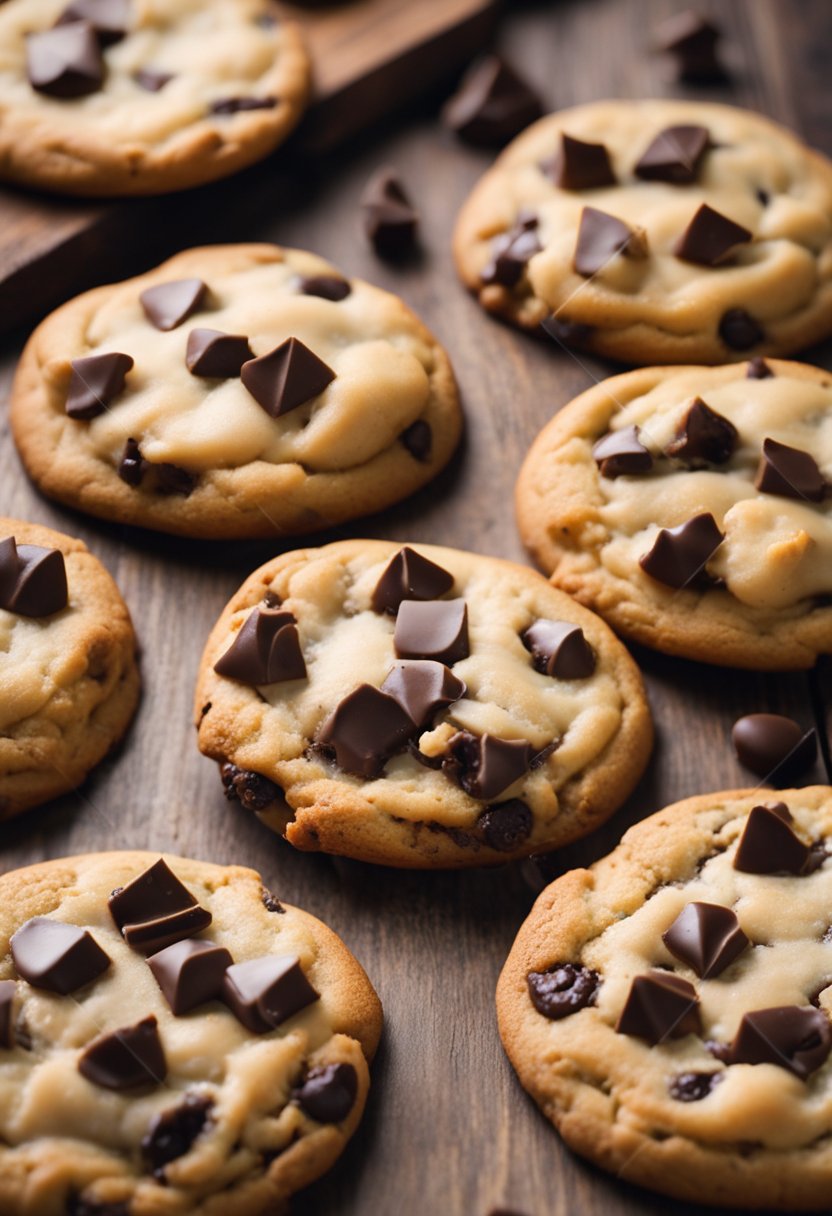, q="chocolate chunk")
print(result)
[754,437,827,502]
[732,714,818,786]
[210,96,277,114]
[665,397,738,467]
[522,619,595,679]
[662,902,749,978]
[222,955,318,1033]
[481,223,542,288]
[315,685,414,778]
[719,308,763,351]
[0,981,16,1049]
[747,356,774,379]
[140,279,206,331]
[442,55,541,146]
[400,419,432,462]
[478,800,533,852]
[0,537,68,618]
[592,425,653,478]
[186,329,253,378]
[669,1071,722,1102]
[142,1093,213,1175]
[153,462,196,496]
[527,963,599,1020]
[299,275,352,301]
[124,906,212,955]
[544,133,616,191]
[214,607,306,685]
[118,437,144,486]
[26,23,103,98]
[656,10,726,82]
[66,352,133,420]
[371,547,454,615]
[730,1006,832,1079]
[380,660,465,728]
[261,889,284,914]
[57,0,131,46]
[220,763,284,813]
[574,207,646,277]
[634,125,710,184]
[109,858,211,954]
[361,169,419,258]
[442,731,534,800]
[241,336,335,417]
[674,203,752,266]
[733,802,811,874]
[79,1015,167,1090]
[295,1062,358,1122]
[639,513,723,589]
[394,599,469,665]
[148,939,232,1016]
[134,67,173,92]
[540,314,593,348]
[11,918,110,994]
[616,971,701,1045]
